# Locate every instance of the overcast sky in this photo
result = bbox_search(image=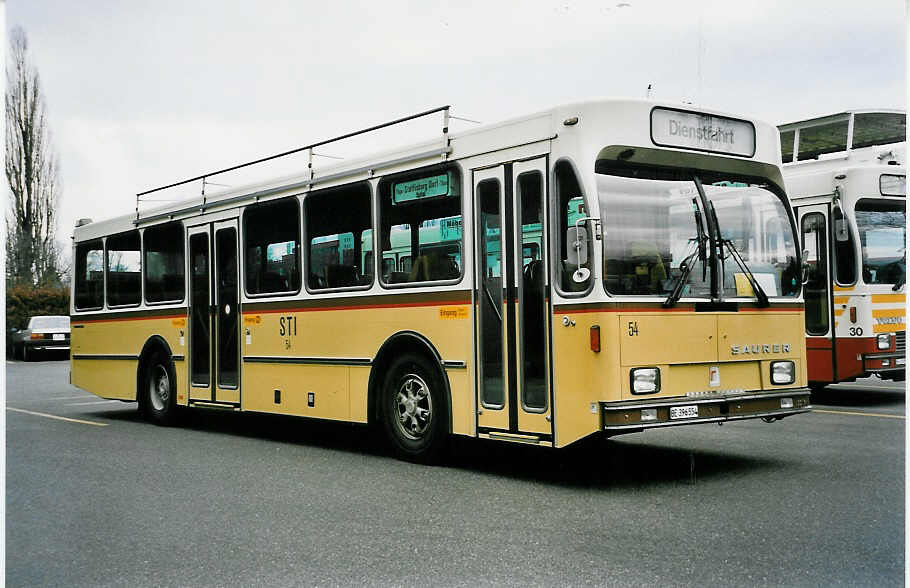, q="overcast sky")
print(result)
[6,0,906,254]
